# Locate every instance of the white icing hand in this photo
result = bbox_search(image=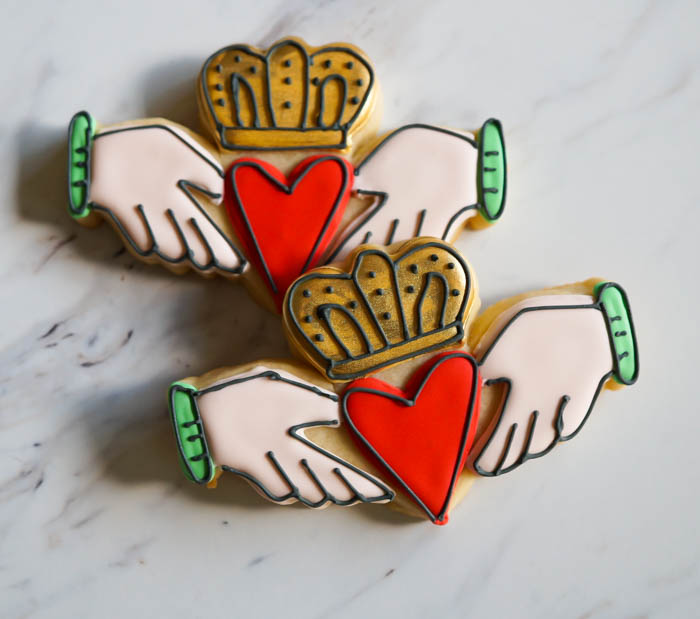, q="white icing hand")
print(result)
[469,295,614,476]
[88,122,245,274]
[193,367,393,507]
[325,124,481,263]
